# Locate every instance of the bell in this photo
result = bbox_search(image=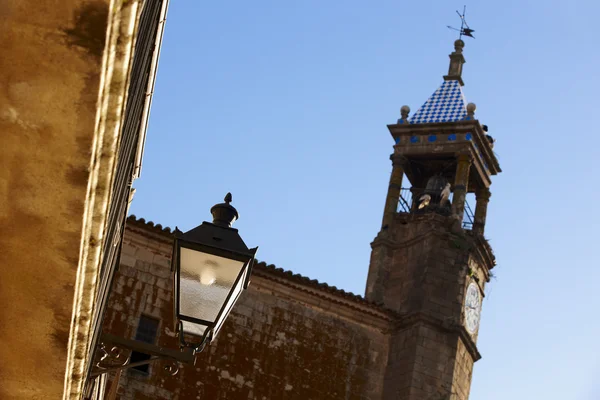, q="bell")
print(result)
[424,175,448,199]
